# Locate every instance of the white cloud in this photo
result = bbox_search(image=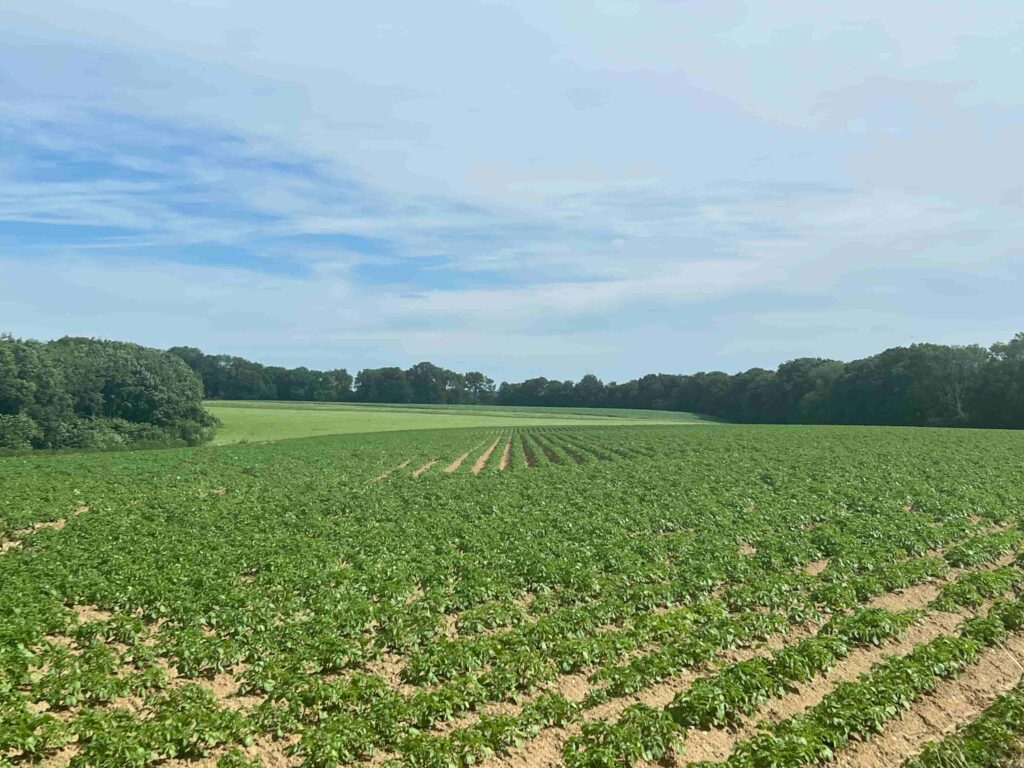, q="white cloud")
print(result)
[1,1,1022,378]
